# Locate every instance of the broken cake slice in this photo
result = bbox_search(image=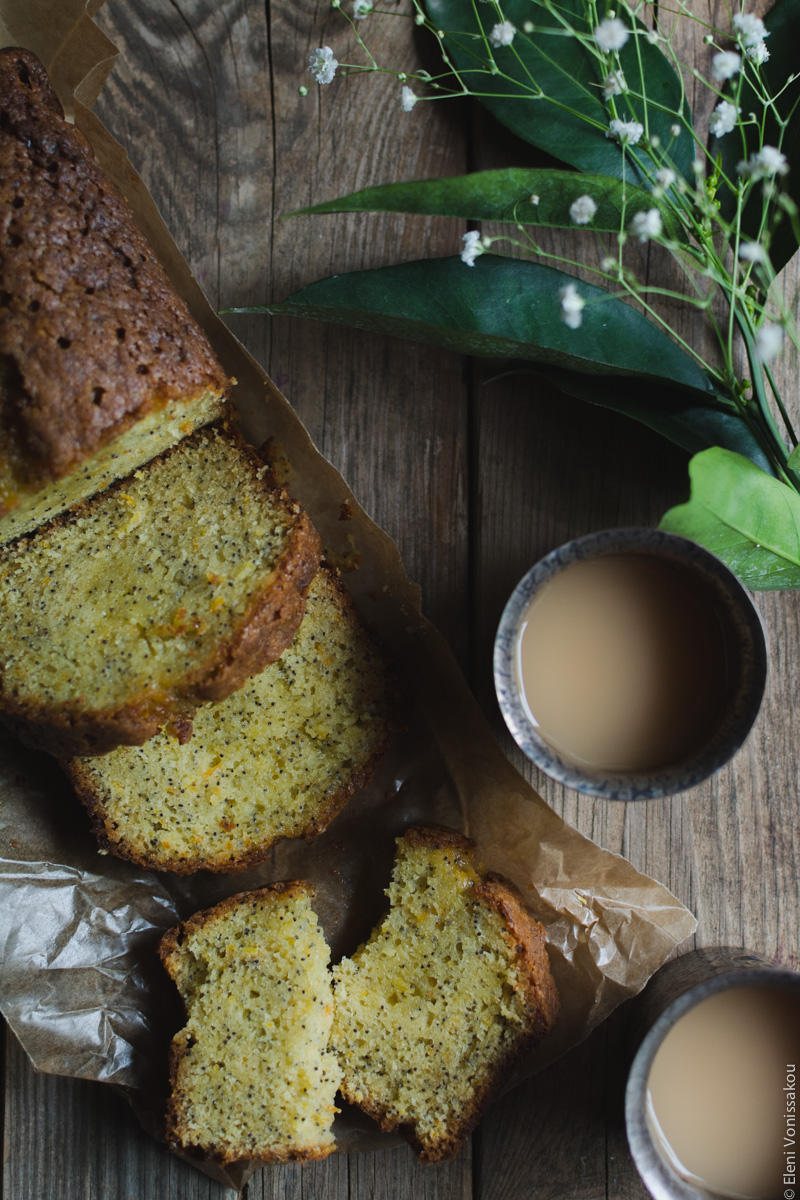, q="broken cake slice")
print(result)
[159,883,340,1164]
[330,826,560,1162]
